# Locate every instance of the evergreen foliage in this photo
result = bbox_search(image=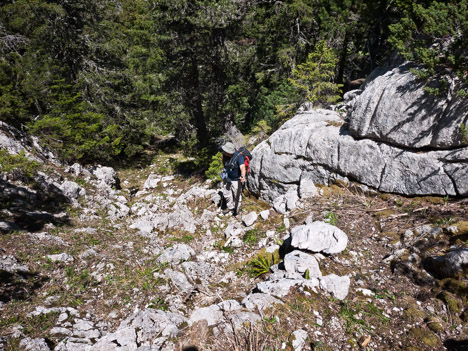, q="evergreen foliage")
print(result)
[0,149,39,179]
[205,152,224,182]
[0,0,464,165]
[389,0,468,89]
[290,40,343,107]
